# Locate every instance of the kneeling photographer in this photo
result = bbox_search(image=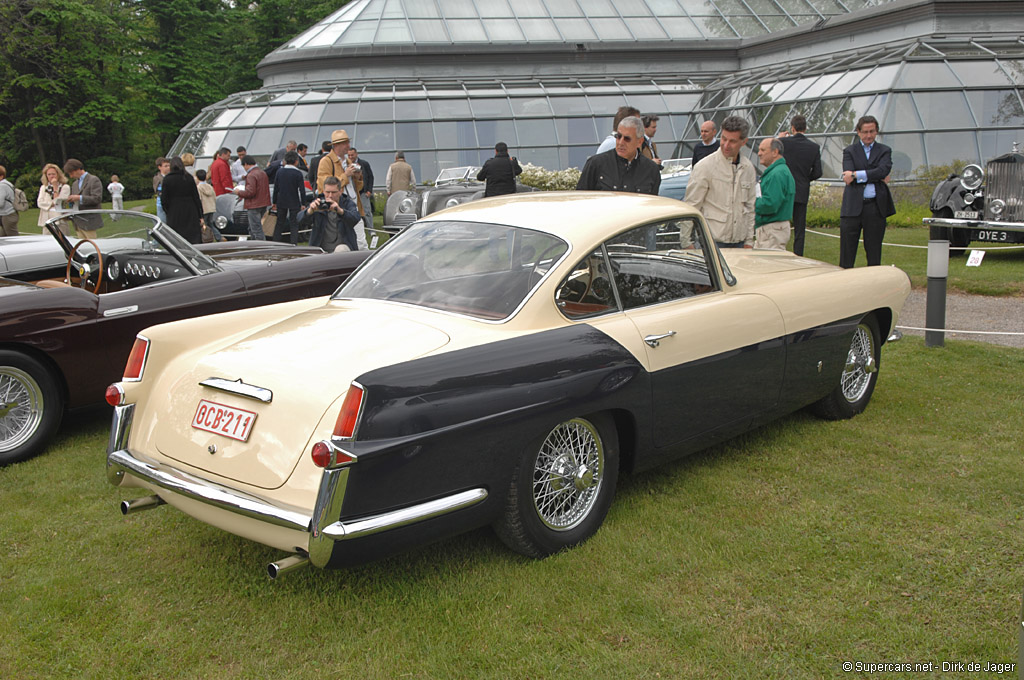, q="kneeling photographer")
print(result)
[298,175,362,252]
